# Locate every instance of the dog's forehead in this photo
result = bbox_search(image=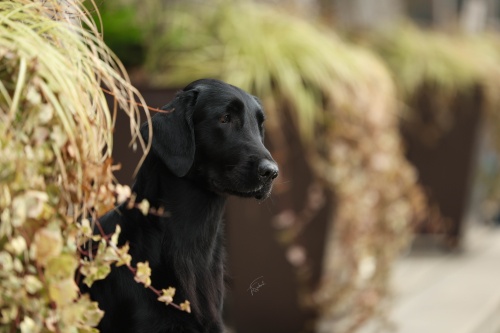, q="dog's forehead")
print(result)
[201,84,261,112]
